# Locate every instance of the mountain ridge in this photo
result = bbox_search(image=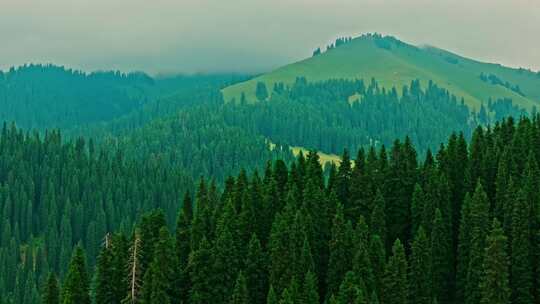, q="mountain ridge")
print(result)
[222,34,540,111]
